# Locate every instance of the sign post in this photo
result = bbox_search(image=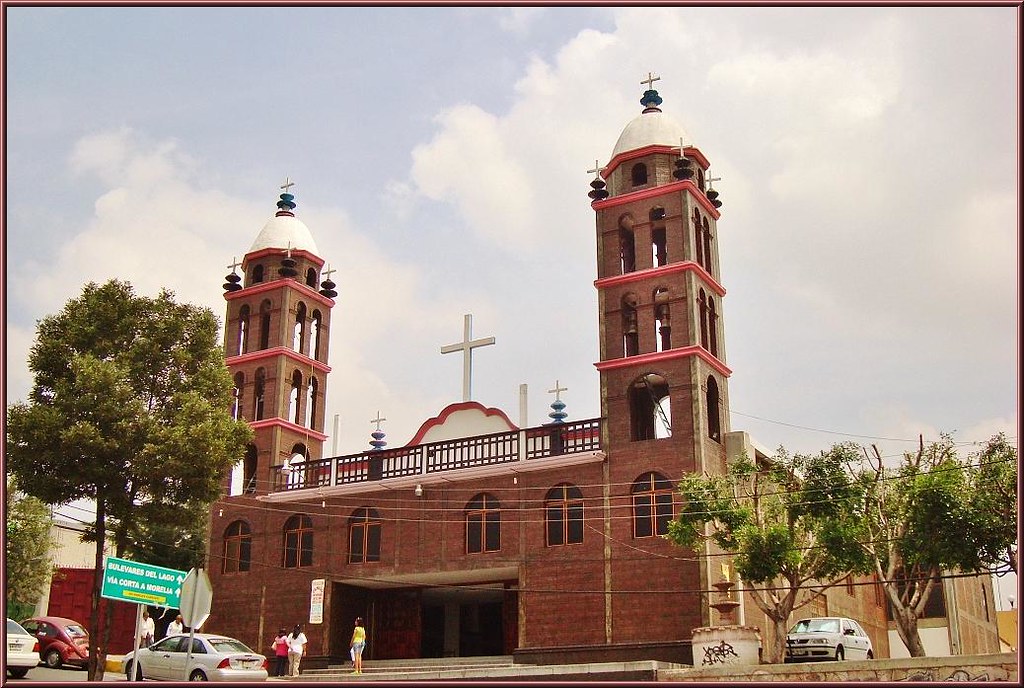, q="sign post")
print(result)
[179,568,214,682]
